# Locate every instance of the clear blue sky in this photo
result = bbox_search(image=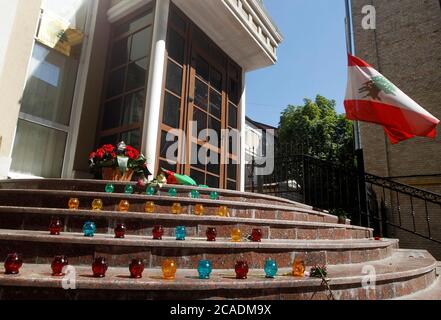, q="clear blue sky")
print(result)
[247,0,348,127]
